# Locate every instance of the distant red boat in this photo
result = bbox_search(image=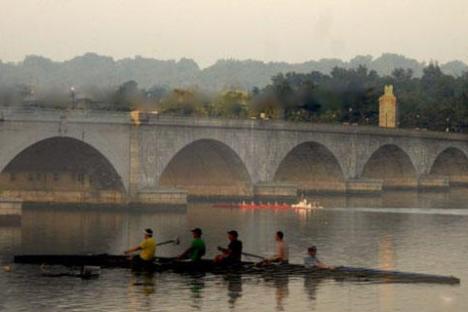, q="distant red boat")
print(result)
[213,203,291,209]
[213,200,323,210]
